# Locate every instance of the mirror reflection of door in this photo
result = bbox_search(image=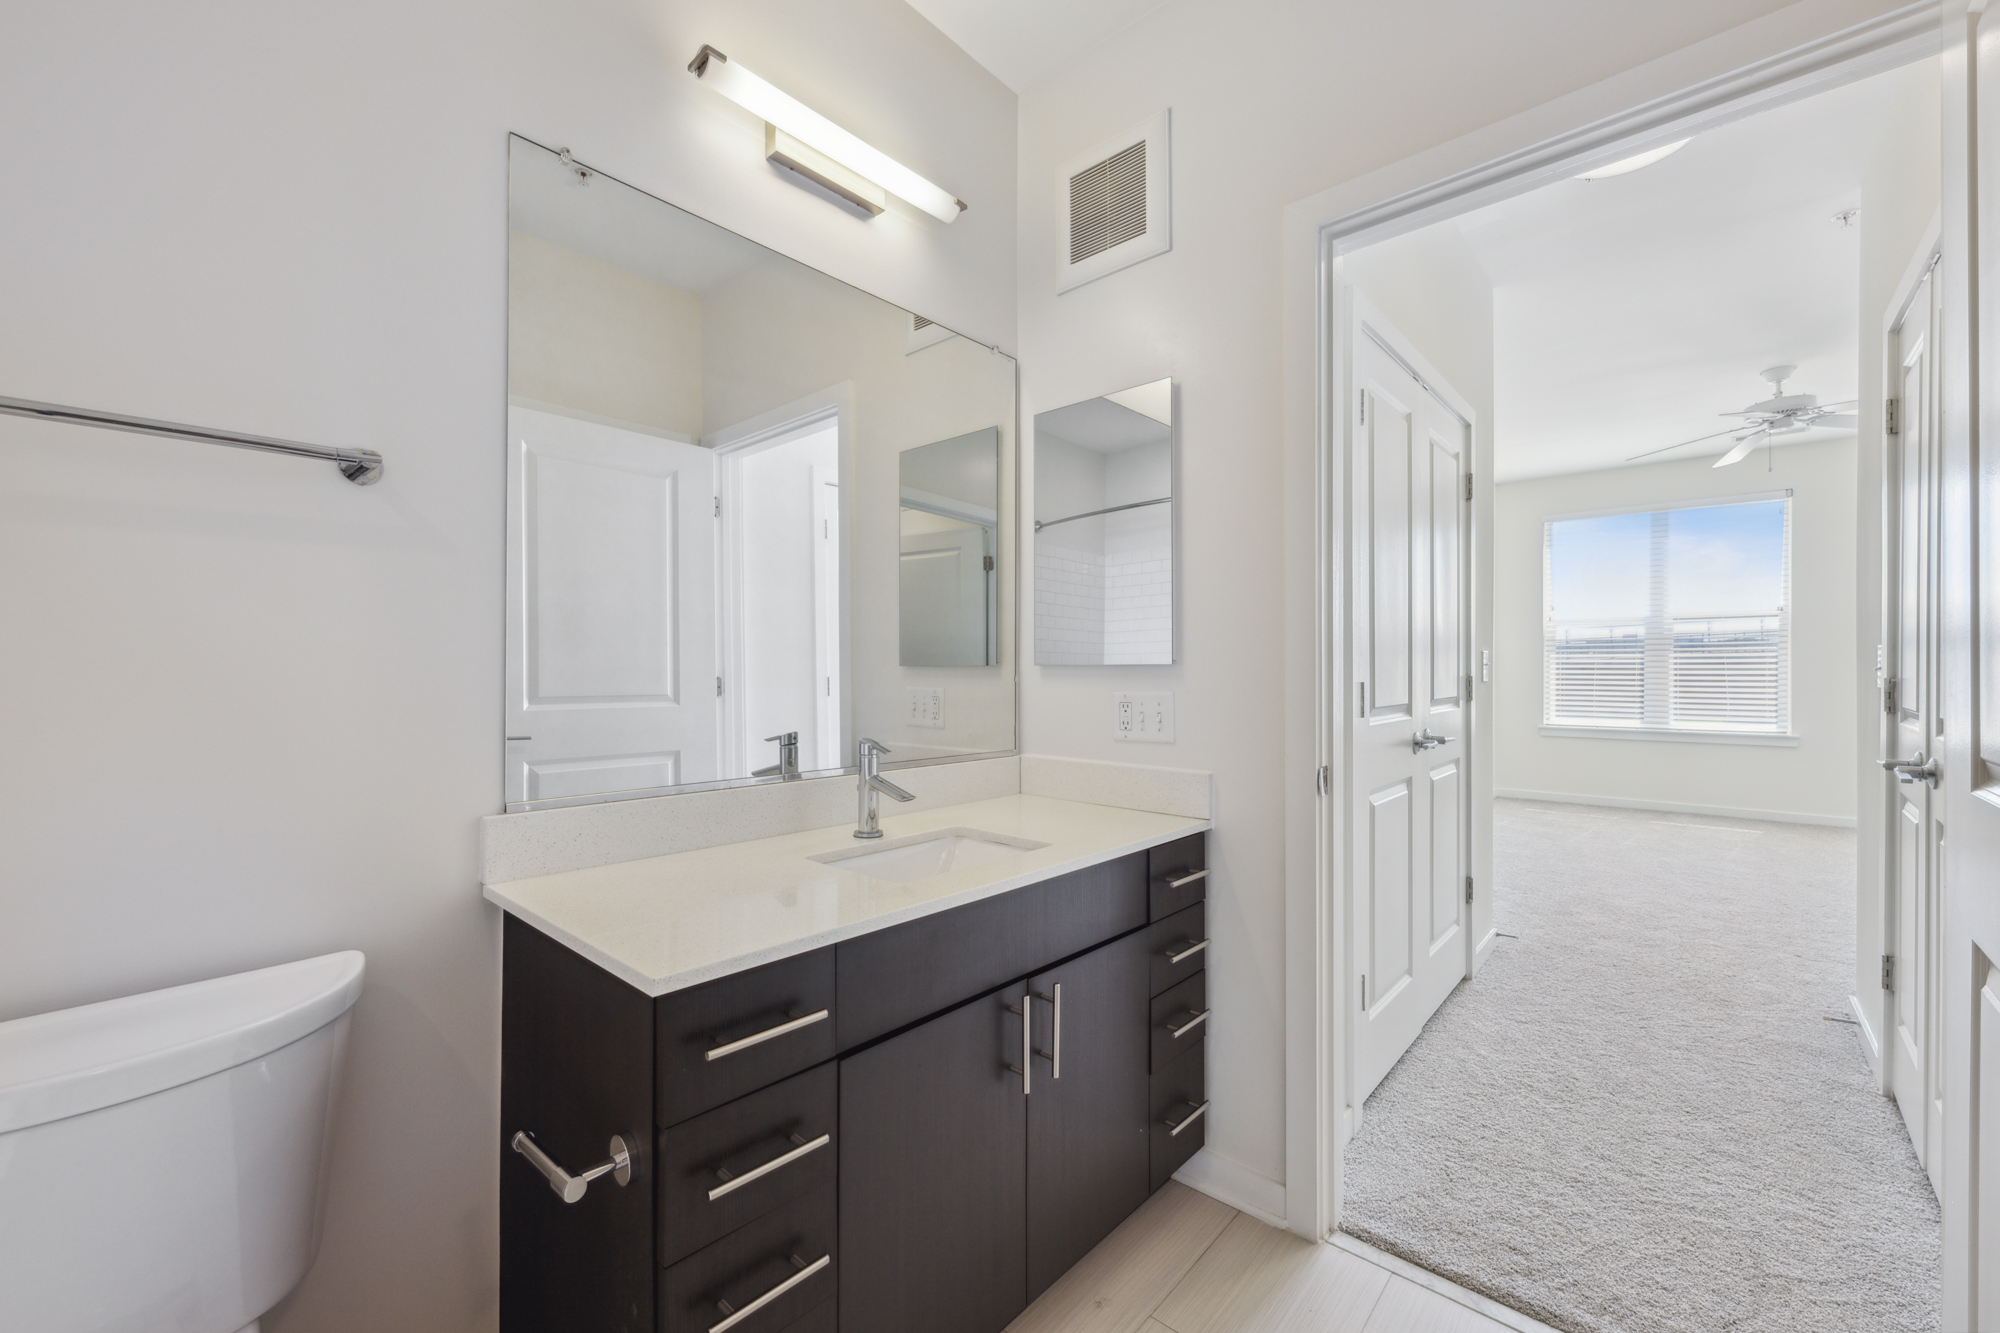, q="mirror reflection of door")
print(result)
[899,429,1000,667]
[1033,380,1174,666]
